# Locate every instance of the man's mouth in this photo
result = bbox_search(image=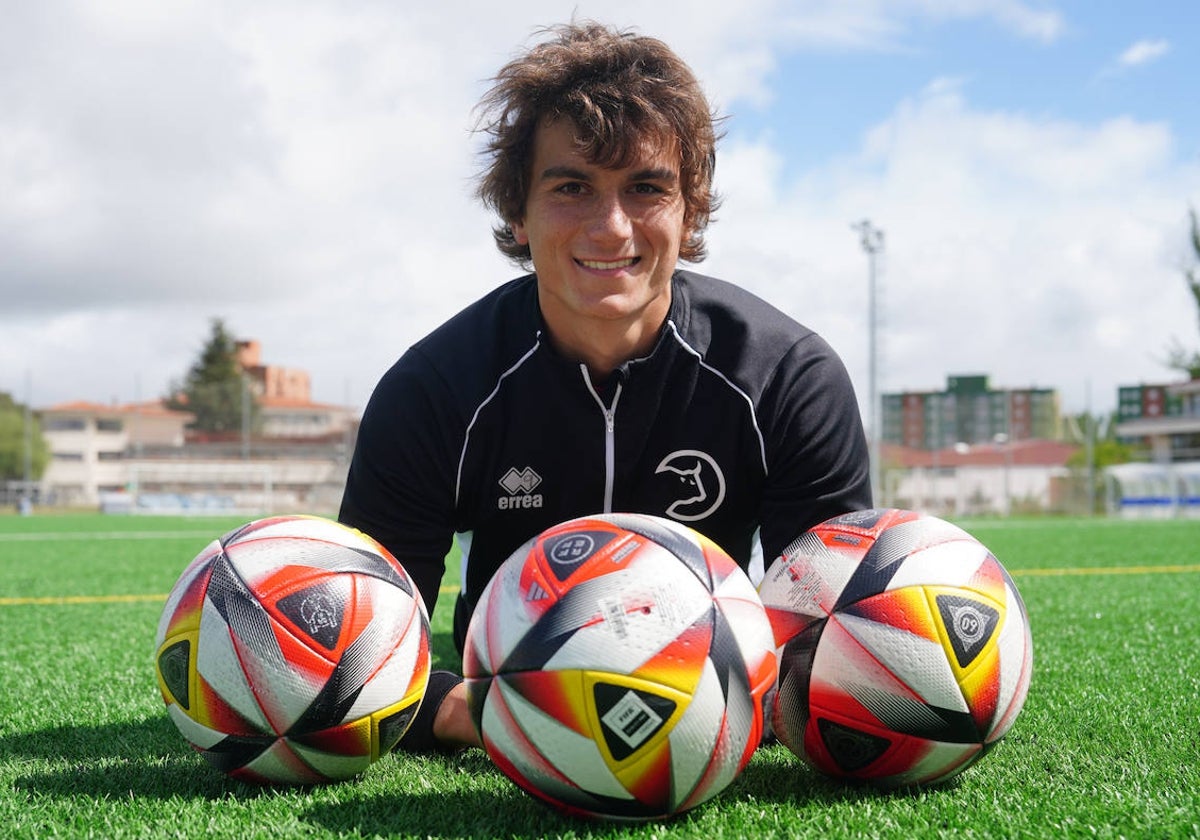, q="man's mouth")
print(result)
[577,257,638,270]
